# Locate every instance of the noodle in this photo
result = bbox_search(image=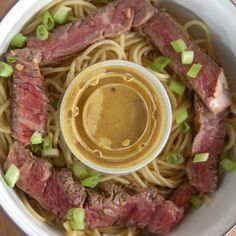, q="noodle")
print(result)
[0,1,236,236]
